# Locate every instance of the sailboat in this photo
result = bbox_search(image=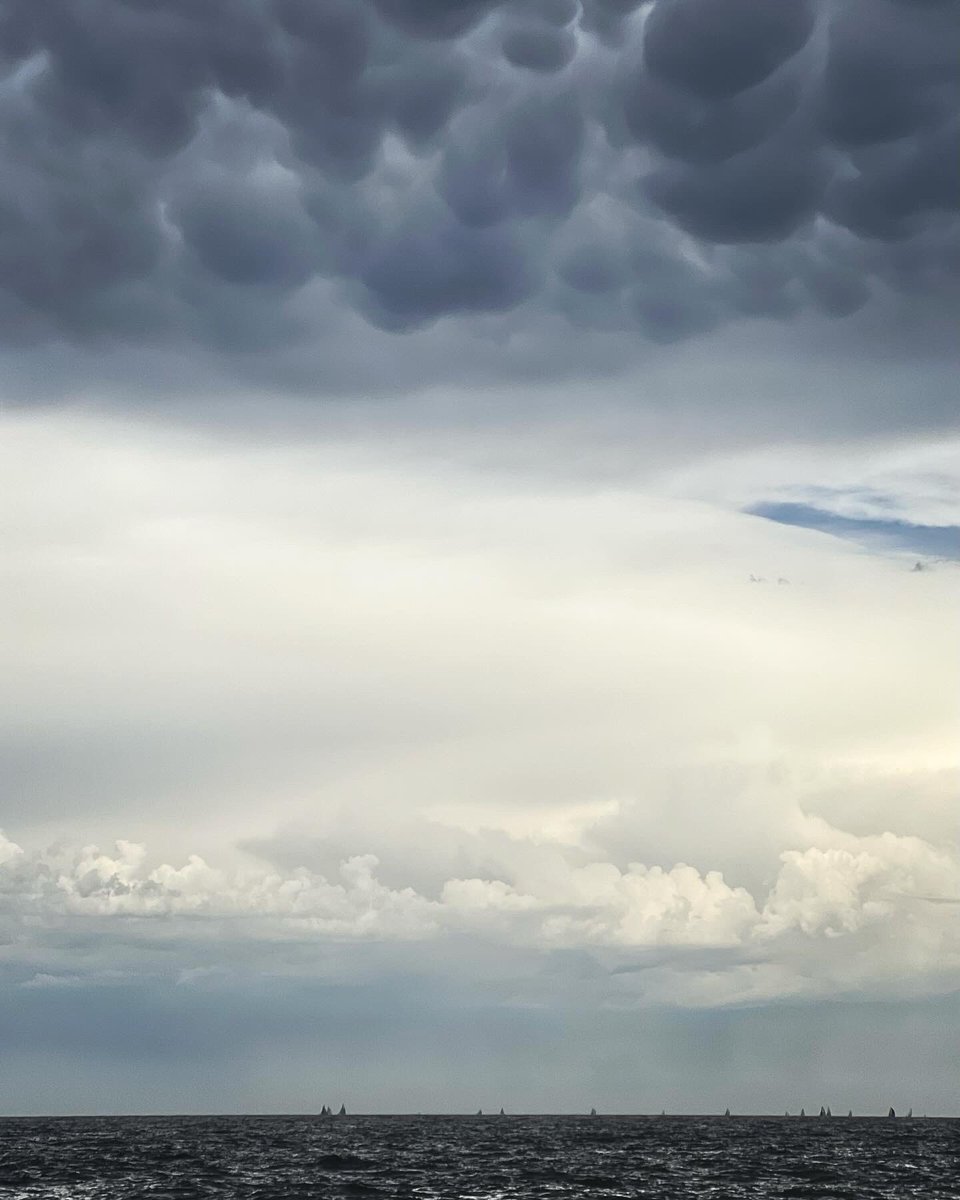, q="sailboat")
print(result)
[338,1104,347,1116]
[888,1107,896,1118]
[724,1108,731,1117]
[819,1106,826,1118]
[826,1107,832,1118]
[476,1109,483,1116]
[499,1107,506,1116]
[590,1108,597,1117]
[907,1108,913,1119]
[800,1108,805,1118]
[847,1111,853,1118]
